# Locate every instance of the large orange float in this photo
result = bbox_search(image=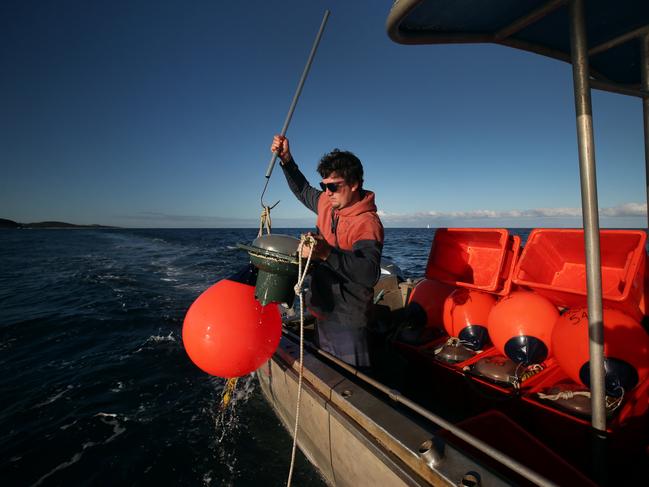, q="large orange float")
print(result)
[552,307,649,395]
[183,278,282,378]
[407,278,455,329]
[442,288,496,350]
[488,291,559,365]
